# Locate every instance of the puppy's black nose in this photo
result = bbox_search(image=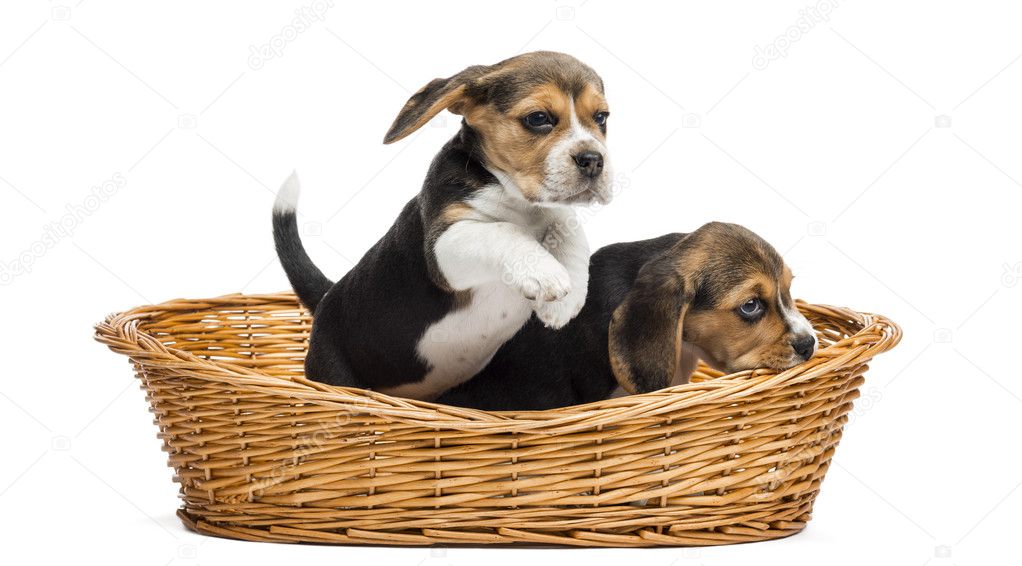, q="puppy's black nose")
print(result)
[572,151,604,178]
[792,335,816,361]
